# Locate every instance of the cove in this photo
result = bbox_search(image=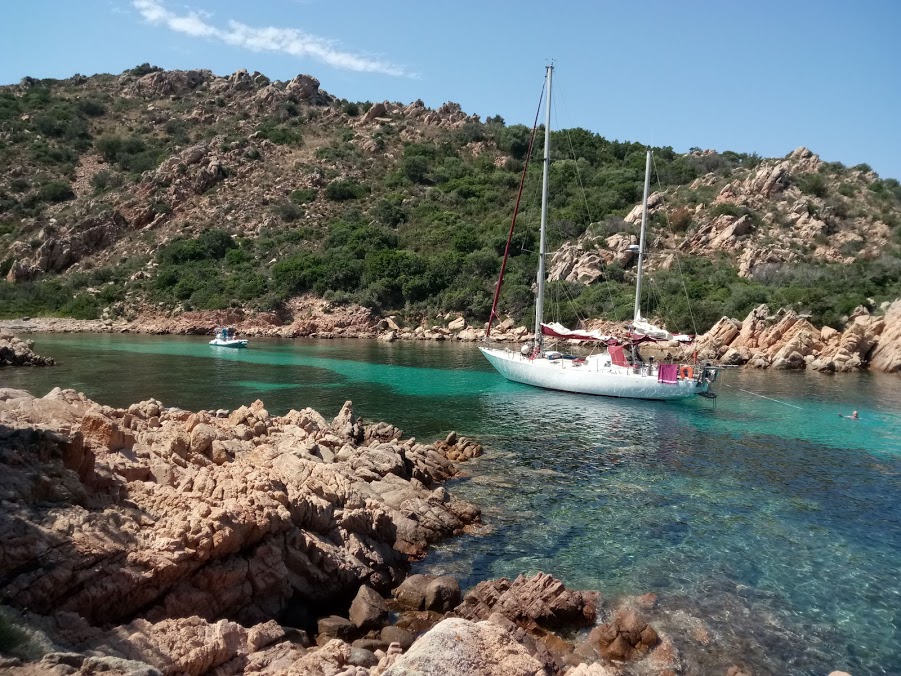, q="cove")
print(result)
[4,333,900,674]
